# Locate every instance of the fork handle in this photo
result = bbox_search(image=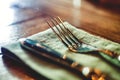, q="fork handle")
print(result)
[98,49,120,68]
[99,50,117,57]
[99,49,120,60]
